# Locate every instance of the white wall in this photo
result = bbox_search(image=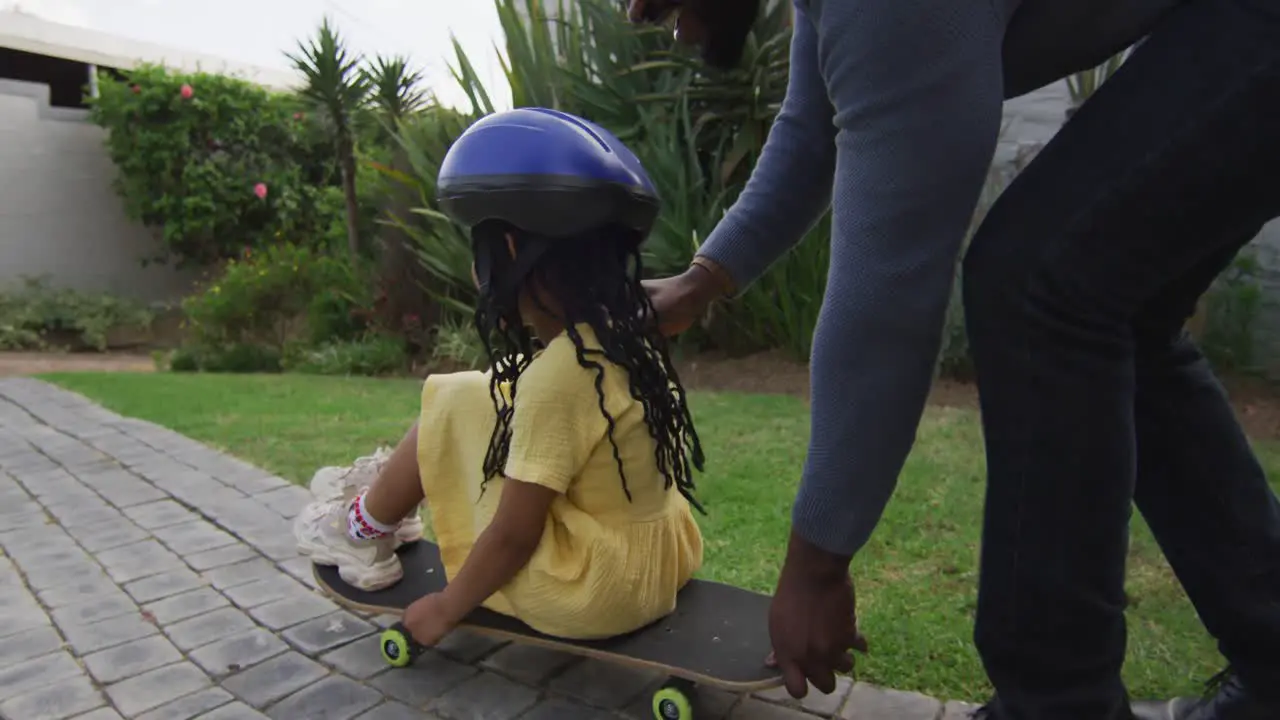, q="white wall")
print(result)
[0,78,196,302]
[996,79,1074,166]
